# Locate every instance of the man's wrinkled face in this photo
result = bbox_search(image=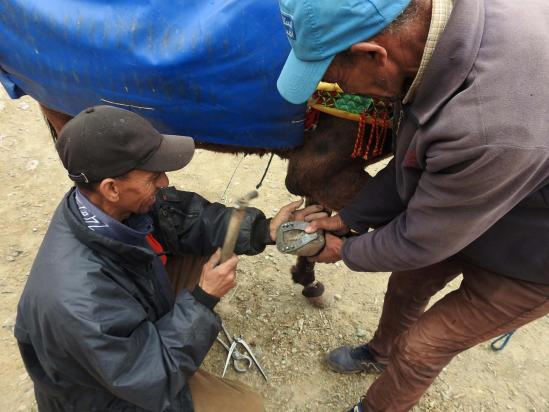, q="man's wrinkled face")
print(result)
[323,50,404,98]
[115,169,169,215]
